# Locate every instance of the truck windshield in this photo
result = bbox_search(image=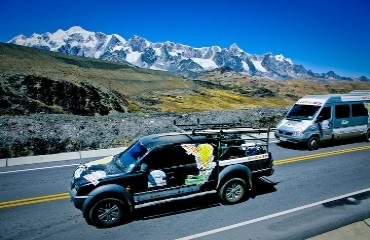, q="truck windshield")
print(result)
[286,104,321,120]
[114,141,148,172]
